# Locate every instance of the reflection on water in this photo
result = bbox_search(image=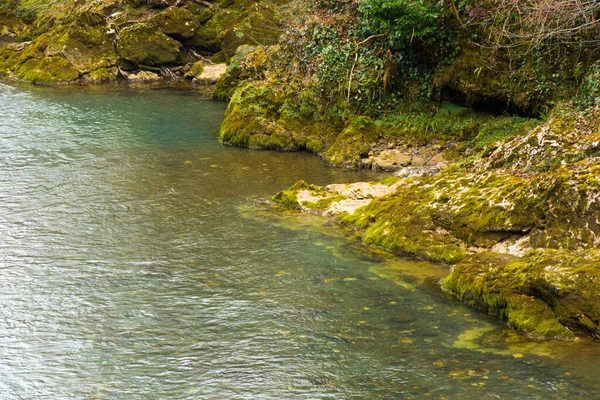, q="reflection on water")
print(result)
[0,83,599,399]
